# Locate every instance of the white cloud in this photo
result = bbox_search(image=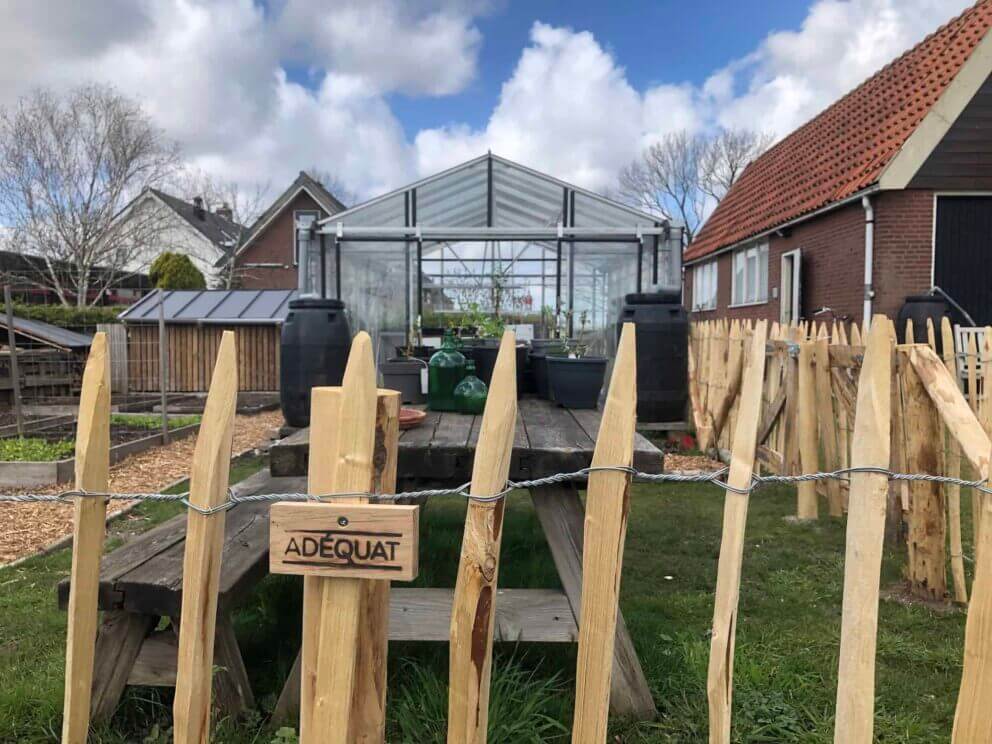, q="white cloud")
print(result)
[0,0,977,204]
[708,0,974,135]
[276,0,486,96]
